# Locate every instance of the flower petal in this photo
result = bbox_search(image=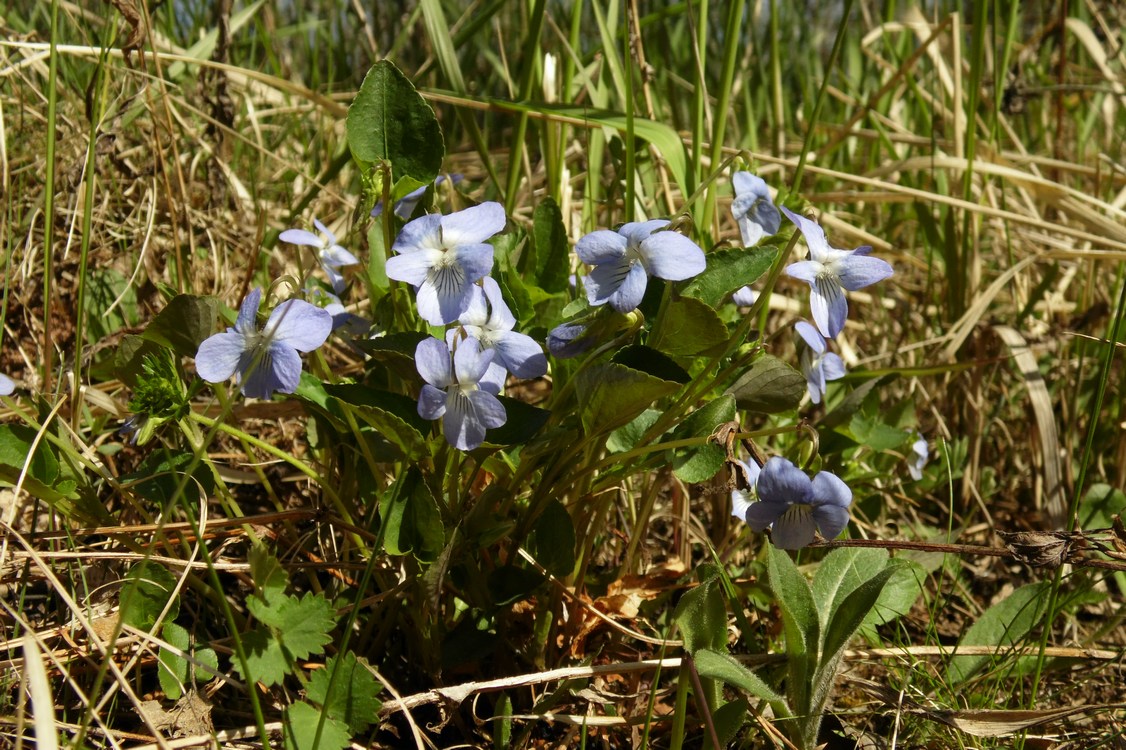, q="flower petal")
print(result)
[313,218,336,245]
[771,505,818,549]
[784,260,820,286]
[742,499,787,532]
[0,374,13,396]
[812,505,851,541]
[609,261,649,312]
[781,207,832,263]
[418,383,447,420]
[235,288,262,334]
[619,219,669,247]
[811,275,847,339]
[731,286,758,306]
[836,254,894,291]
[279,229,323,247]
[320,245,359,268]
[265,300,332,352]
[821,352,846,381]
[386,248,443,287]
[731,488,753,522]
[450,244,495,285]
[575,229,627,265]
[393,213,444,254]
[585,256,632,307]
[641,232,706,281]
[468,390,507,429]
[439,202,506,246]
[195,330,247,383]
[493,331,547,379]
[415,337,454,388]
[757,457,813,505]
[453,338,493,385]
[811,471,853,509]
[480,276,516,330]
[241,343,301,399]
[795,321,825,354]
